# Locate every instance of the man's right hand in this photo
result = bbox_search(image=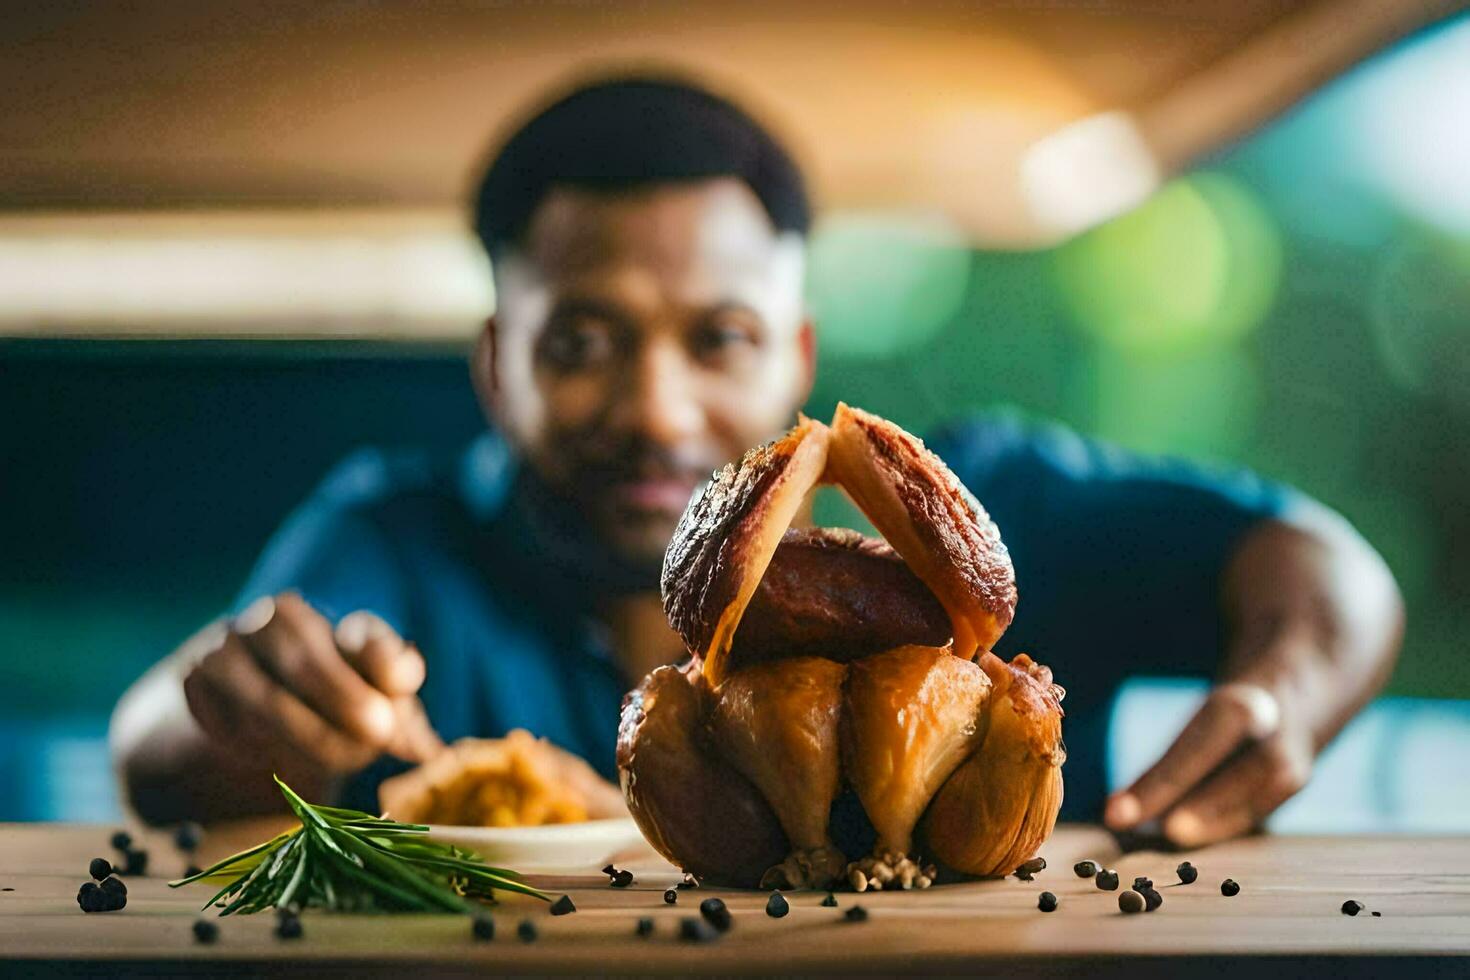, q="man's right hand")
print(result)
[182,592,443,780]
